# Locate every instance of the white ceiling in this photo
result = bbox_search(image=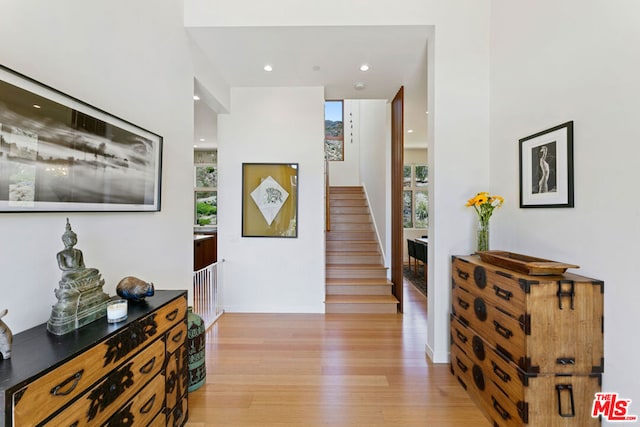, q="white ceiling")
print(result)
[189,25,429,149]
